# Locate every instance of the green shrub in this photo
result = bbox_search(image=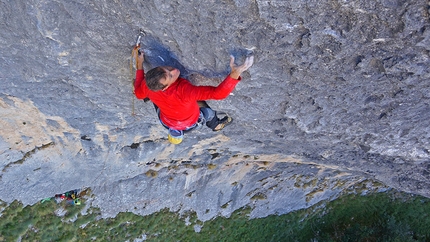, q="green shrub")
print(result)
[0,190,429,241]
